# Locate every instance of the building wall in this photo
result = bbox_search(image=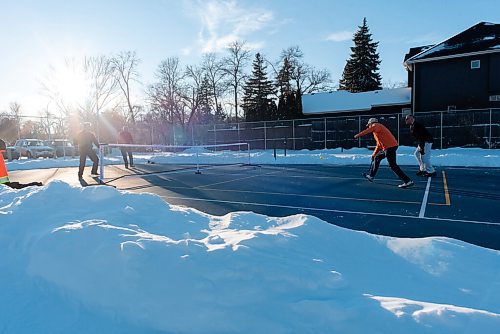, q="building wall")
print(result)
[489,53,500,93]
[414,53,500,112]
